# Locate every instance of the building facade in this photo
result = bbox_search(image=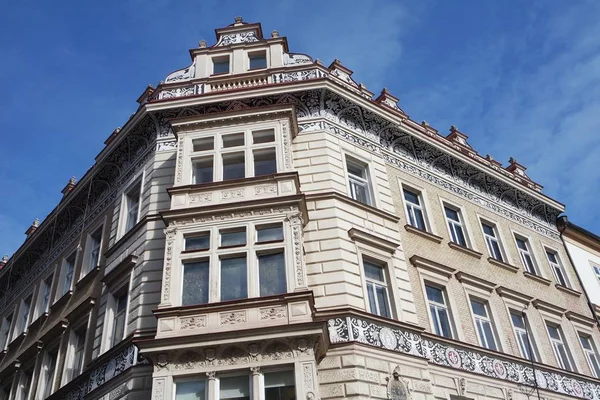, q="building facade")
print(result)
[1,17,600,400]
